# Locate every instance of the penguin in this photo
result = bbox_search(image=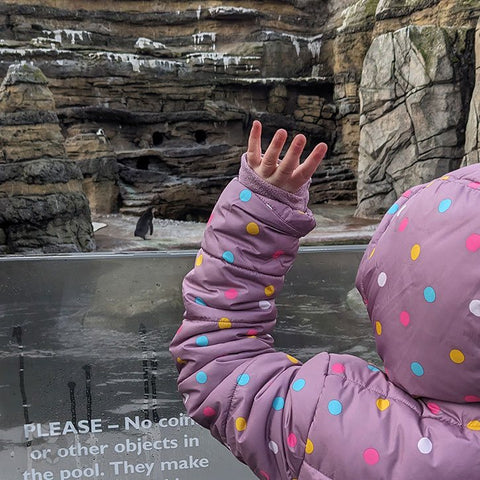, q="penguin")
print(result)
[134,207,154,240]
